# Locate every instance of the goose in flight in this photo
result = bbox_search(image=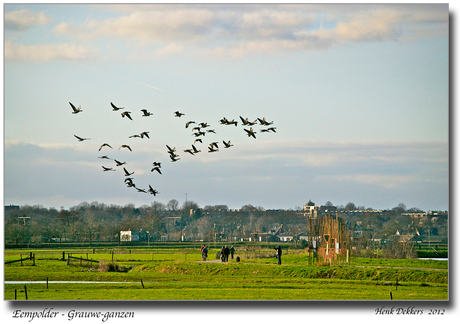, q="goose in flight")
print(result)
[69,102,82,114]
[114,159,126,166]
[227,119,238,126]
[152,161,162,168]
[124,178,135,187]
[261,127,277,133]
[140,131,150,139]
[194,138,203,144]
[257,117,273,126]
[244,127,257,139]
[170,154,180,162]
[239,116,257,126]
[98,155,111,159]
[129,134,141,138]
[135,187,147,193]
[208,145,219,153]
[74,135,91,142]
[111,102,124,111]
[223,140,233,148]
[186,121,195,128]
[102,166,115,171]
[151,166,162,174]
[199,122,209,128]
[148,185,159,196]
[175,111,185,117]
[123,167,135,176]
[206,129,216,134]
[193,131,206,137]
[191,144,201,154]
[119,145,132,151]
[184,149,195,155]
[141,109,153,117]
[121,111,133,120]
[210,142,219,149]
[98,143,113,151]
[166,145,176,154]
